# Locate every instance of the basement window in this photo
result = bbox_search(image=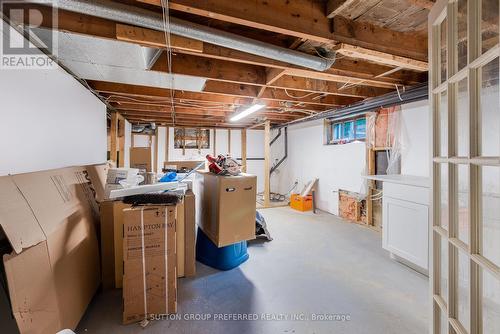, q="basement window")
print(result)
[174,128,210,149]
[325,116,367,145]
